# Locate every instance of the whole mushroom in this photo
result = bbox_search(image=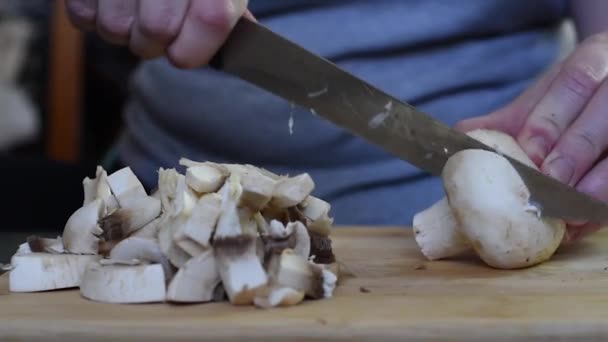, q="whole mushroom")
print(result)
[413,129,566,269]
